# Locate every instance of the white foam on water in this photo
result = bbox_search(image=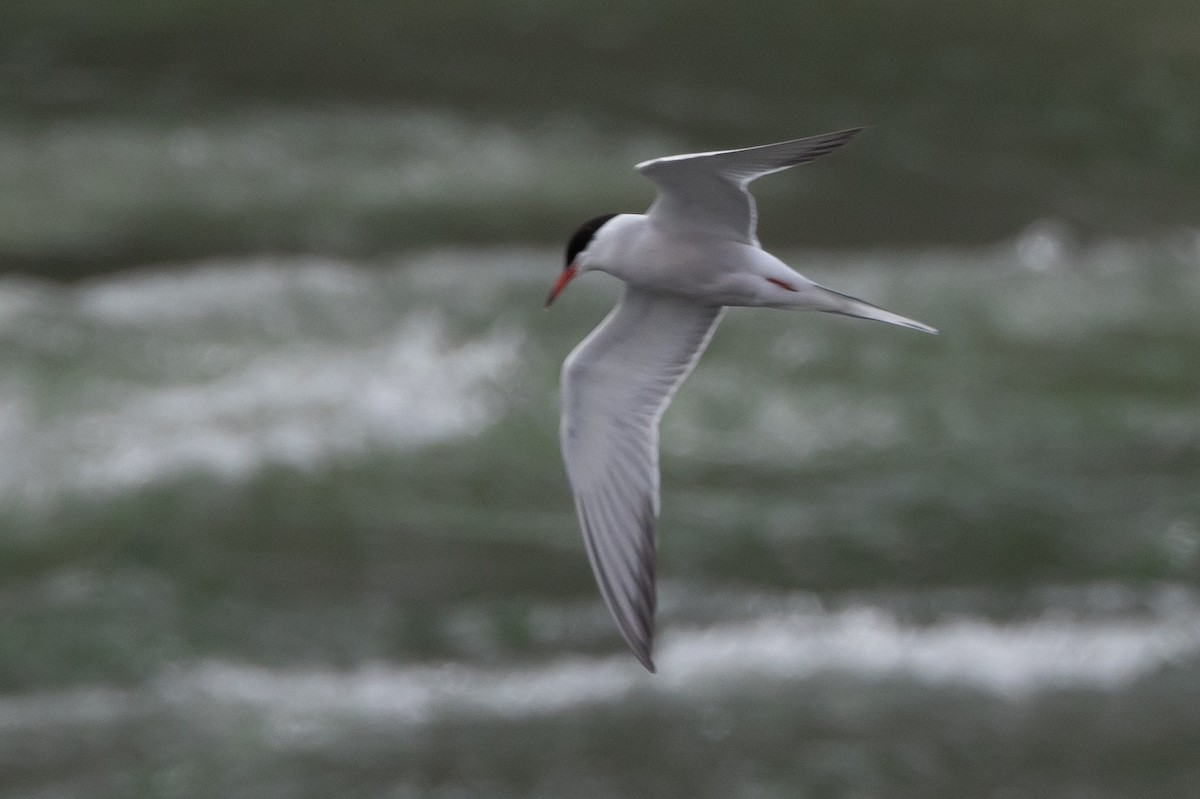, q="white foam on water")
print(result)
[74,256,376,327]
[66,315,518,491]
[658,603,1198,695]
[0,108,660,258]
[138,589,1200,742]
[3,588,1196,745]
[0,258,523,501]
